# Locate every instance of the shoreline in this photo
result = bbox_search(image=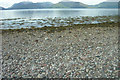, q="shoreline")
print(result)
[1,16,119,30]
[2,22,118,33]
